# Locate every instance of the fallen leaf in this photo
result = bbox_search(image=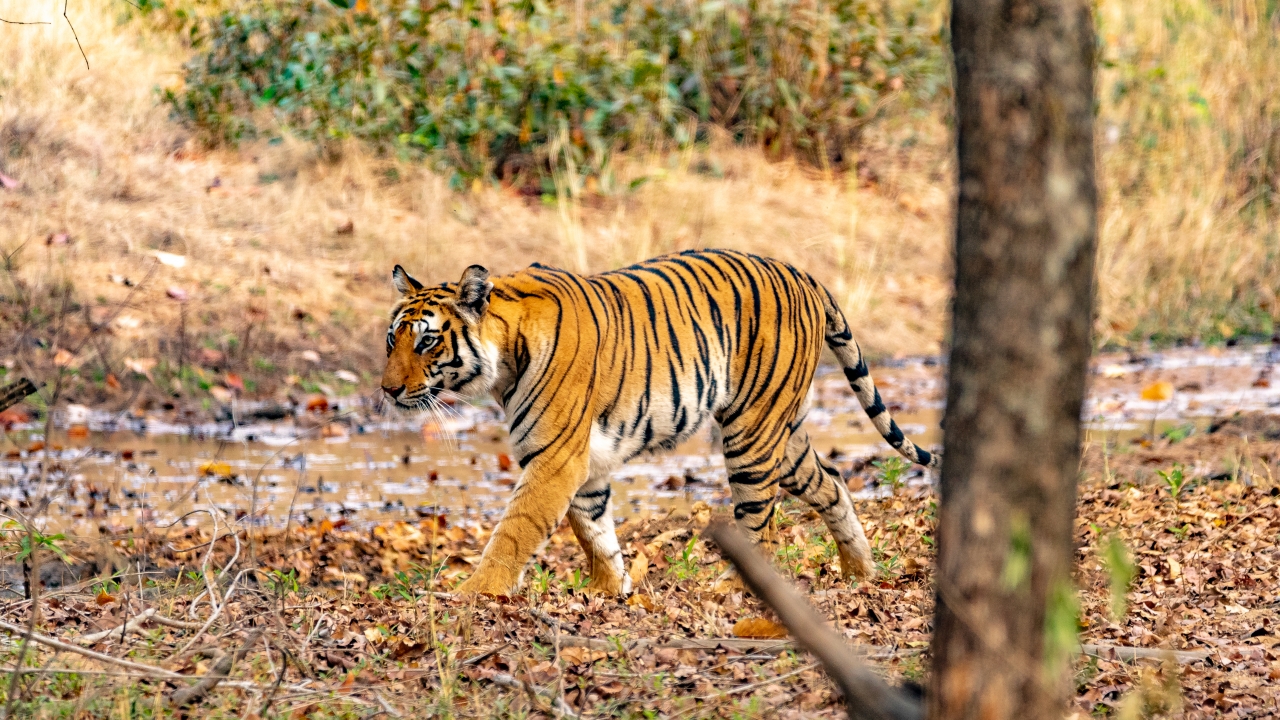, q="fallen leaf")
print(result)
[223,373,245,391]
[626,593,656,611]
[561,646,608,665]
[300,350,321,364]
[166,286,189,302]
[335,219,354,235]
[209,386,233,403]
[306,396,329,413]
[0,171,19,189]
[105,374,121,391]
[628,546,650,586]
[46,232,71,246]
[497,453,512,472]
[95,591,117,606]
[334,369,359,383]
[732,617,788,639]
[52,348,76,367]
